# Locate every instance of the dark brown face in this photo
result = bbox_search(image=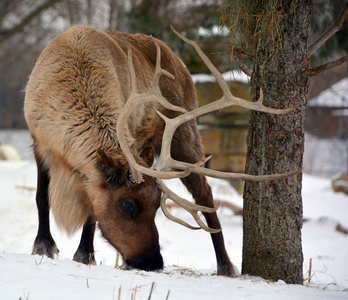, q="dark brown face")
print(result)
[93,147,163,271]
